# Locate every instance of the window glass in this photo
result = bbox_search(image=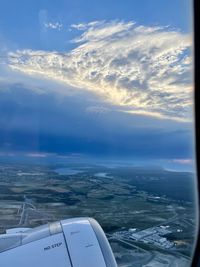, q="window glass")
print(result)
[0,1,197,266]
